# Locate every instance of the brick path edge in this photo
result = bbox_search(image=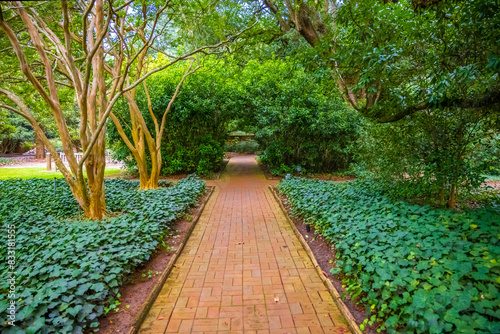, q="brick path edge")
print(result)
[269,186,363,334]
[128,186,216,334]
